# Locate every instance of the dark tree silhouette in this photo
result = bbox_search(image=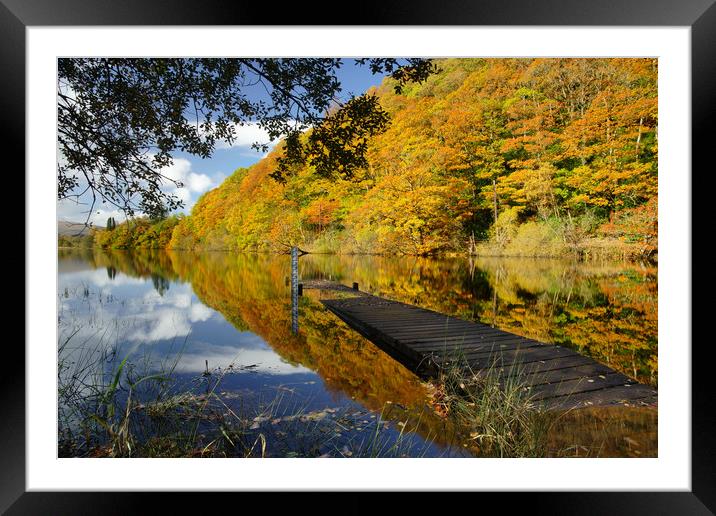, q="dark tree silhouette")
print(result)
[58,58,437,220]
